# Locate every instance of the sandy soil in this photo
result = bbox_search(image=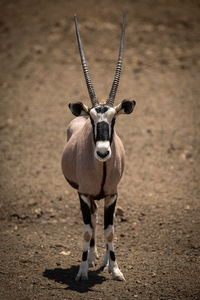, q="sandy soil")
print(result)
[0,0,200,299]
